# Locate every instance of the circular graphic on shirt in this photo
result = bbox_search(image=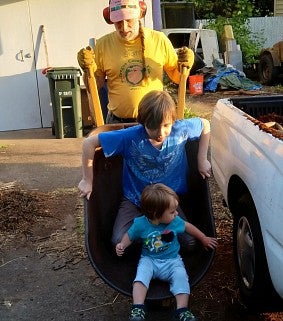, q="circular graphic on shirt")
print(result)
[144,230,173,253]
[120,60,147,86]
